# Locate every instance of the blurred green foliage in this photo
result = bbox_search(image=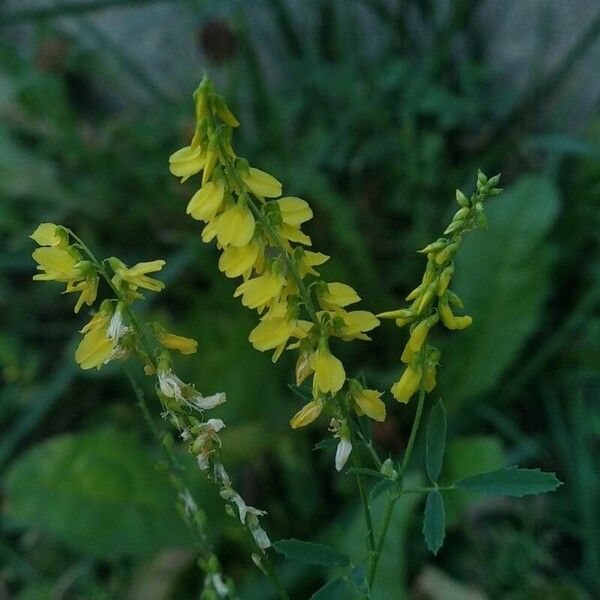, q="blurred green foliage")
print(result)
[0,0,599,598]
